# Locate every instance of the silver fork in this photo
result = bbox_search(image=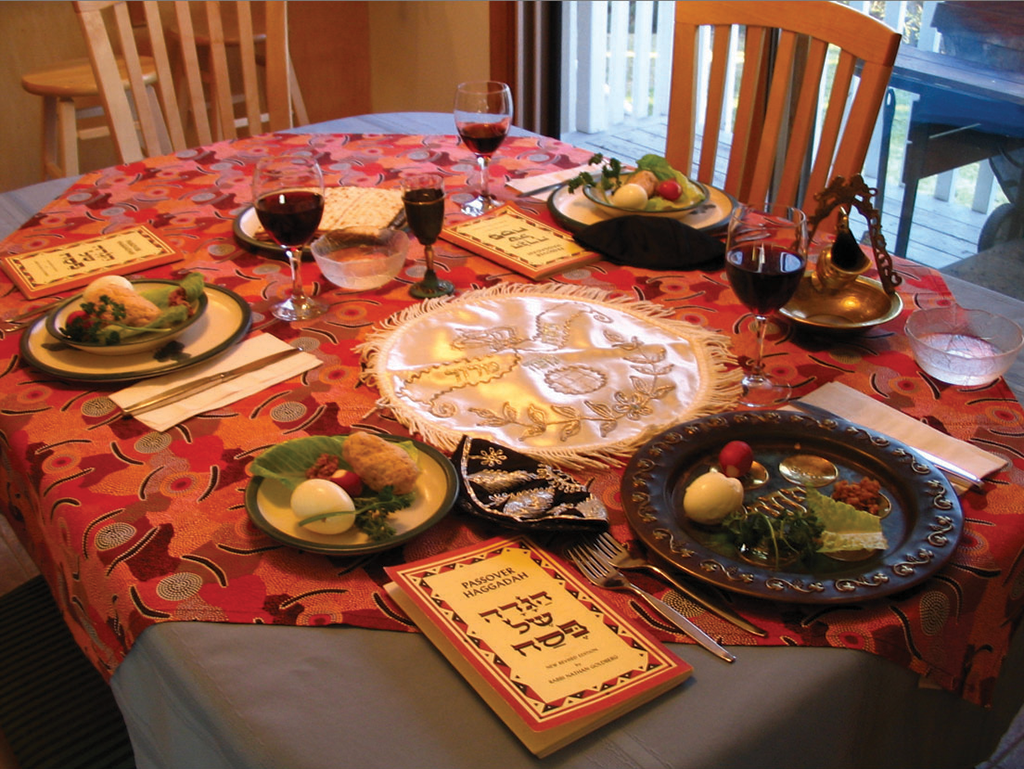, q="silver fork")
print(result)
[592,532,768,638]
[567,542,736,663]
[2,298,65,328]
